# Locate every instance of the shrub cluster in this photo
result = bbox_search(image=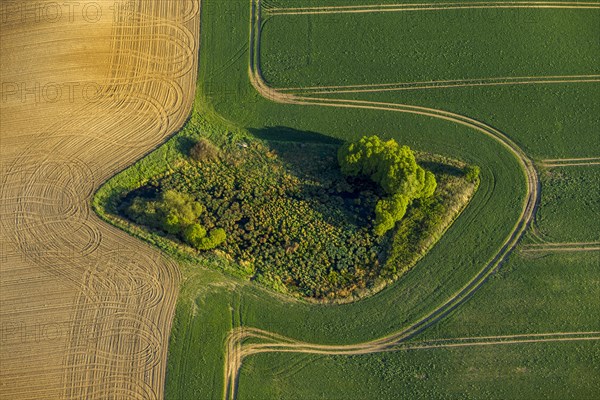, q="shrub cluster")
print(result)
[338,136,437,235]
[123,189,226,250]
[189,138,220,162]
